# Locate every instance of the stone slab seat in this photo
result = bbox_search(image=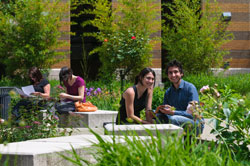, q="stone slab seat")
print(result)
[199,118,217,141]
[58,110,118,128]
[0,134,150,166]
[104,123,183,137]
